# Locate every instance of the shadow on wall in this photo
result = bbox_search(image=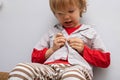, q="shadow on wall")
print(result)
[0,1,3,10]
[93,67,110,80]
